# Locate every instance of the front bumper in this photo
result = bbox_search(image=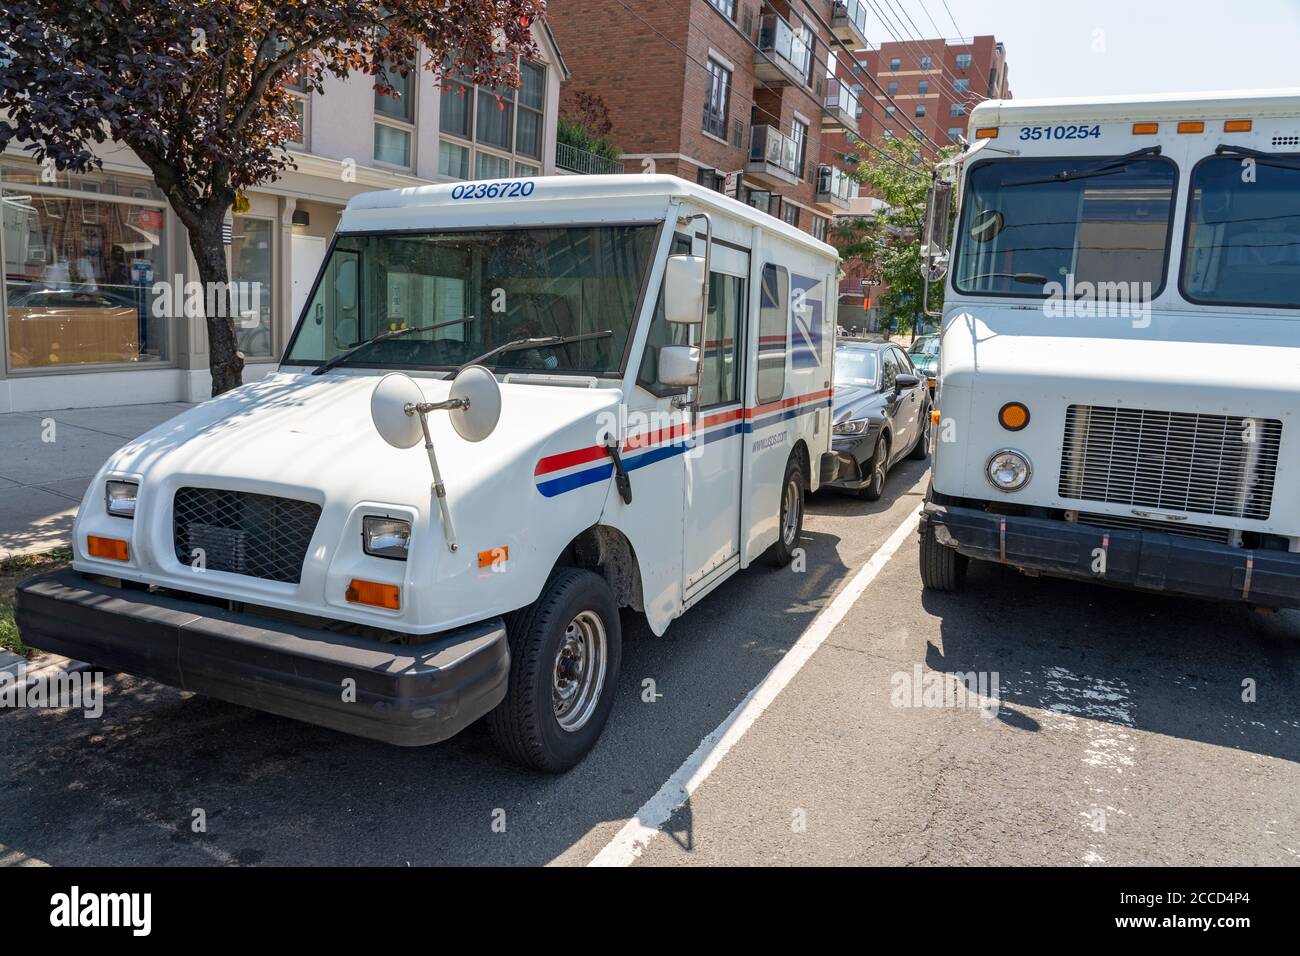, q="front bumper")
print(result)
[922,503,1300,609]
[14,569,509,746]
[823,426,882,490]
